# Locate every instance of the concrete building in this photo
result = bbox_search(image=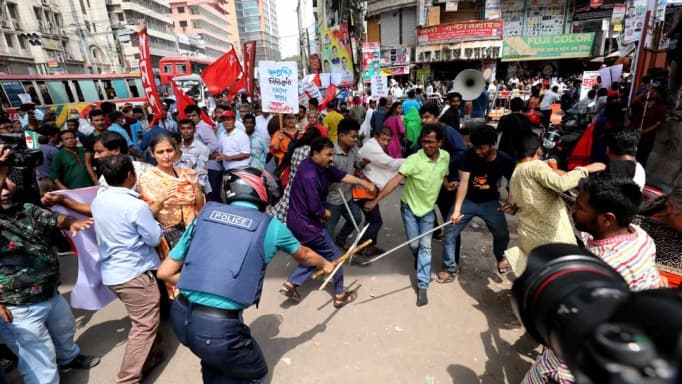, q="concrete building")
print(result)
[234,0,279,62]
[0,0,90,74]
[169,0,240,60]
[106,0,179,70]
